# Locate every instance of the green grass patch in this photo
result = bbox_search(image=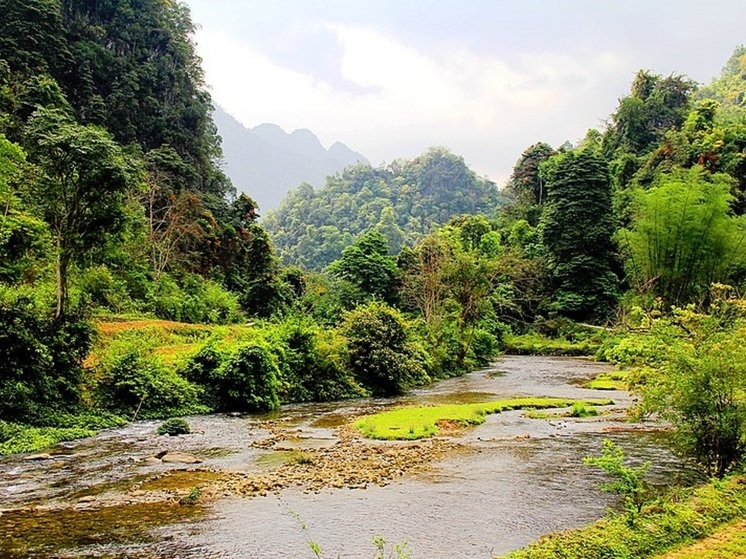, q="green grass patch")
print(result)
[355,398,613,440]
[0,421,95,456]
[586,370,629,391]
[500,475,746,559]
[0,412,127,456]
[656,520,746,558]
